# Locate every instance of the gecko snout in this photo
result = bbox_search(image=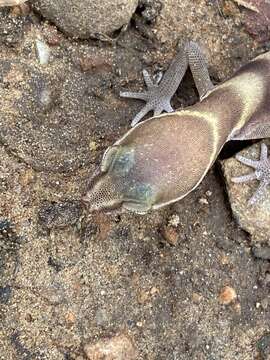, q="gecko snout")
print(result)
[83,172,125,212]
